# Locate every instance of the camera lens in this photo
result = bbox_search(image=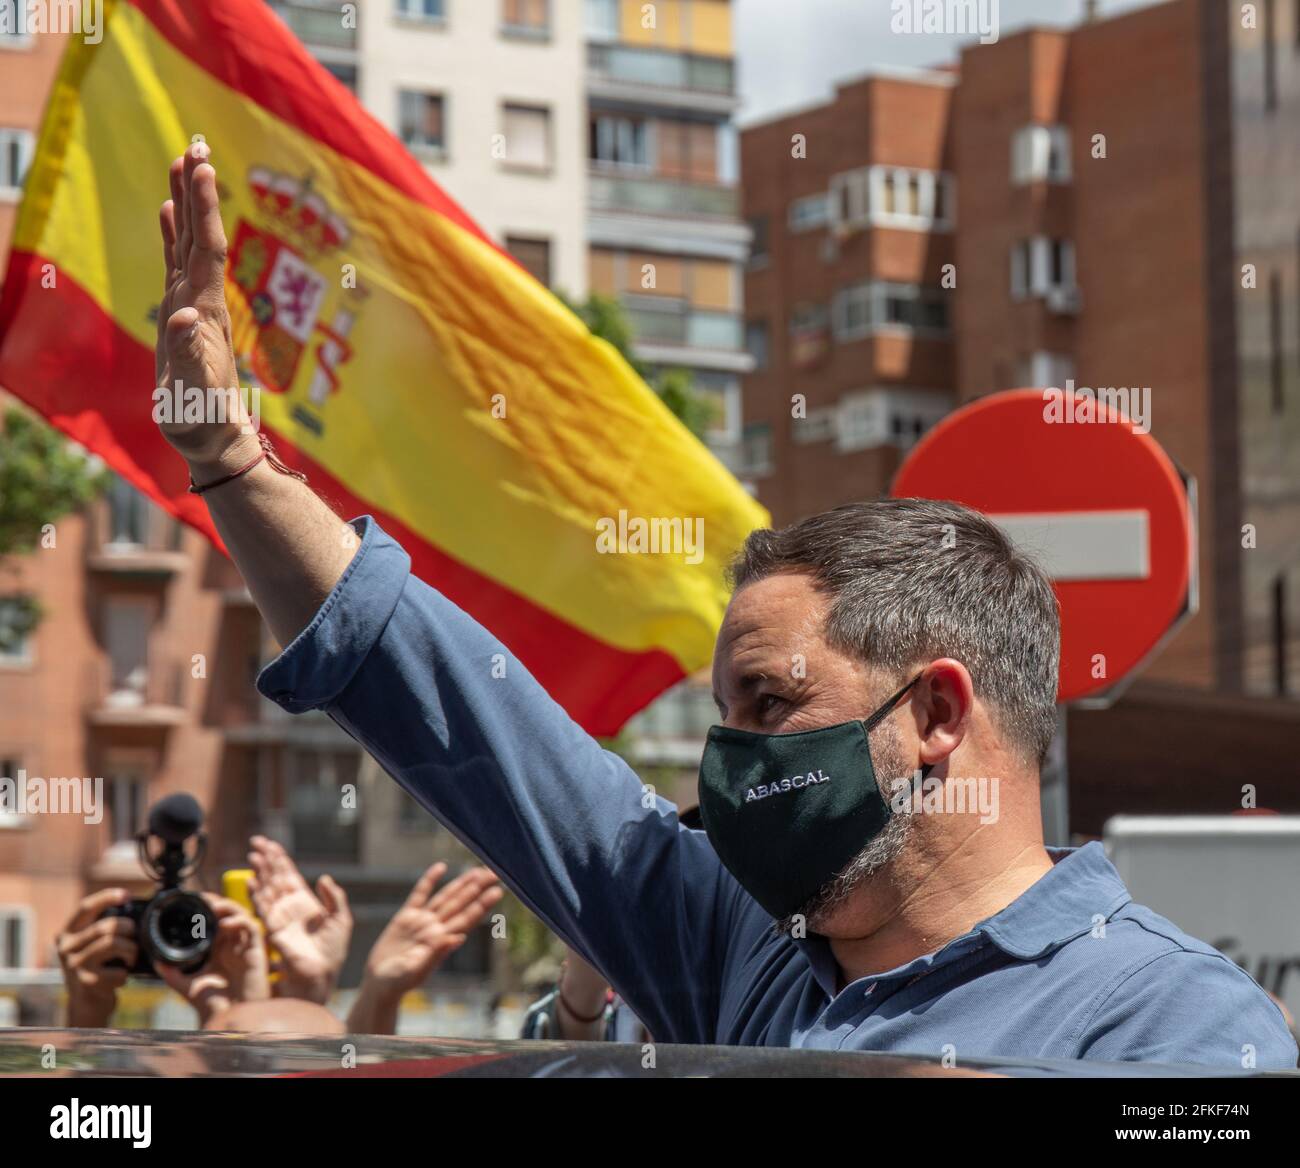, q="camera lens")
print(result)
[142,888,215,970]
